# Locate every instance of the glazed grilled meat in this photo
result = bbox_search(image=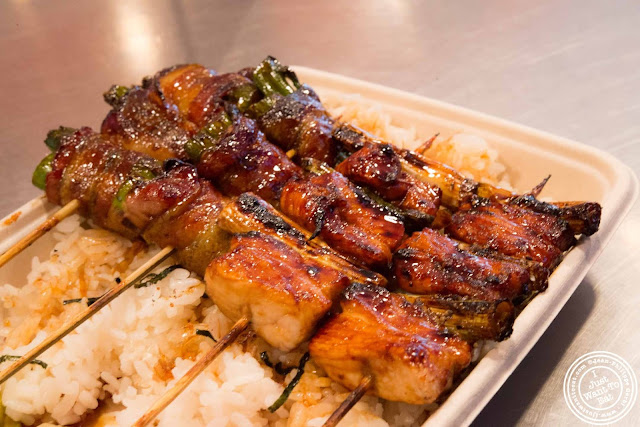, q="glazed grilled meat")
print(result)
[249,56,337,163]
[256,85,336,164]
[217,193,387,287]
[333,123,480,210]
[336,142,442,228]
[43,127,228,275]
[280,163,405,269]
[101,86,193,161]
[512,195,601,237]
[473,199,576,251]
[393,228,548,300]
[403,294,516,342]
[103,70,301,204]
[446,202,564,268]
[309,283,472,404]
[205,231,350,351]
[150,64,258,127]
[333,123,602,237]
[195,117,301,203]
